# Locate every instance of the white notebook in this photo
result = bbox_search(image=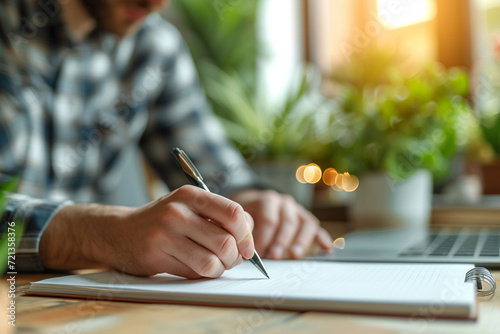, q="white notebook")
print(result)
[28,261,478,319]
